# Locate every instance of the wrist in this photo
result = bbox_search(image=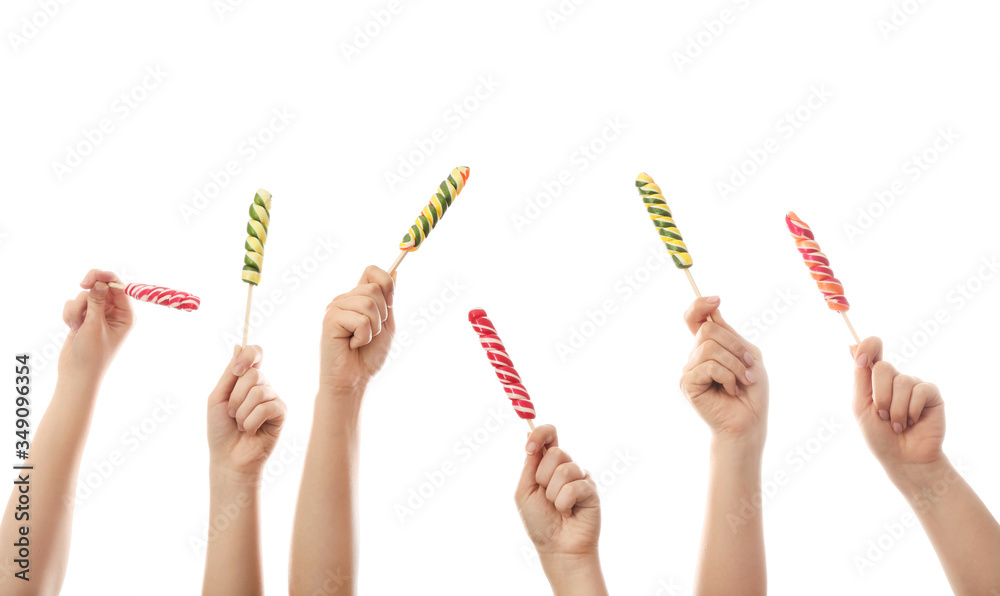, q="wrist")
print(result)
[710,432,766,462]
[209,462,266,491]
[884,456,956,499]
[315,386,365,416]
[54,374,102,401]
[538,551,606,595]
